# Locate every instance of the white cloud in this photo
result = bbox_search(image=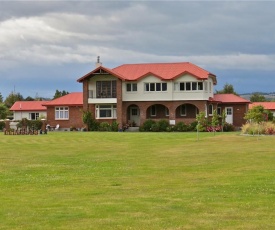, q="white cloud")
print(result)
[1,1,275,97]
